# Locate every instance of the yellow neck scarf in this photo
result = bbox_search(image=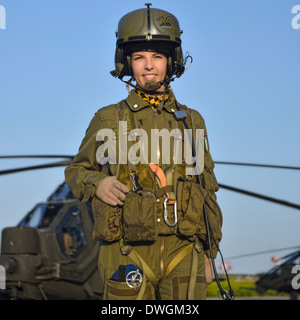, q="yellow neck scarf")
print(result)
[134,89,169,108]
